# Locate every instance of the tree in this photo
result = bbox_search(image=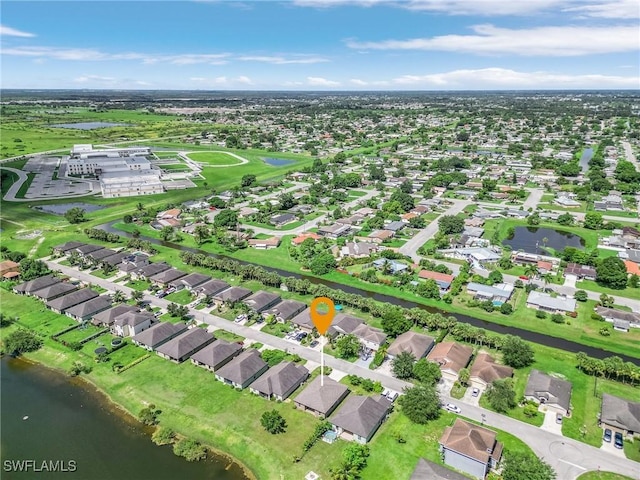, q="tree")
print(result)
[213,209,238,229]
[3,329,43,355]
[599,293,615,308]
[335,334,361,359]
[112,289,126,304]
[160,226,174,241]
[130,290,144,305]
[502,451,556,480]
[398,384,441,424]
[310,253,336,275]
[240,174,257,188]
[557,212,574,226]
[193,225,210,245]
[458,367,470,386]
[64,207,86,224]
[392,352,416,379]
[389,190,415,212]
[416,279,441,300]
[485,378,517,413]
[173,438,207,462]
[342,444,370,471]
[438,215,465,235]
[596,257,628,290]
[261,409,287,434]
[487,270,503,285]
[138,404,161,425]
[151,426,175,446]
[123,214,133,224]
[527,212,540,226]
[18,258,50,281]
[584,211,603,230]
[574,290,588,302]
[501,335,534,368]
[381,308,413,337]
[413,359,442,385]
[278,192,296,210]
[500,303,513,315]
[629,273,639,288]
